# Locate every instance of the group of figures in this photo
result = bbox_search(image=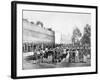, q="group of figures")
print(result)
[24,44,91,64]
